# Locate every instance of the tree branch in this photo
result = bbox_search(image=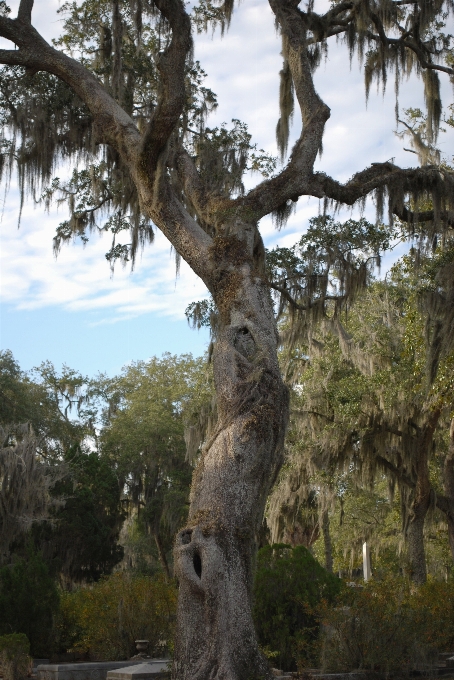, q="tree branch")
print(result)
[139,0,192,176]
[131,0,213,282]
[17,0,33,24]
[308,163,454,218]
[0,14,141,163]
[0,3,214,283]
[237,0,330,220]
[269,281,345,312]
[375,454,416,489]
[366,16,454,77]
[175,147,212,224]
